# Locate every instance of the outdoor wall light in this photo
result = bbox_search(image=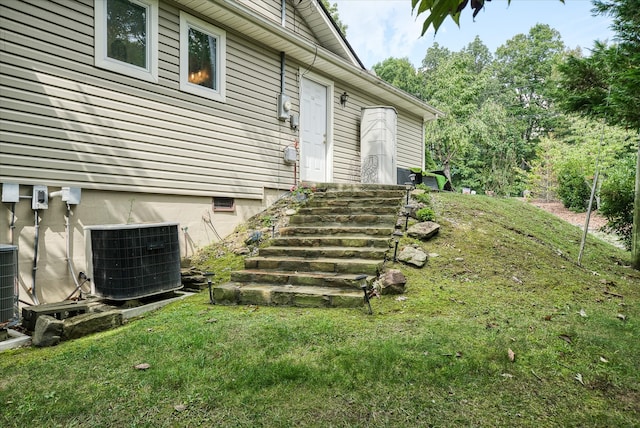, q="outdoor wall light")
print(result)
[340,91,349,108]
